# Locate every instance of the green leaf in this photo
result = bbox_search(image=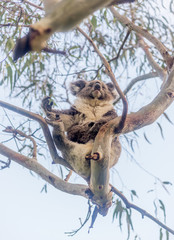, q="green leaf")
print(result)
[163,112,173,125]
[159,199,166,222]
[166,230,169,240]
[157,122,164,140]
[131,190,138,198]
[91,16,97,30]
[143,133,151,144]
[7,65,13,90]
[163,181,172,185]
[160,228,163,240]
[40,184,47,193]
